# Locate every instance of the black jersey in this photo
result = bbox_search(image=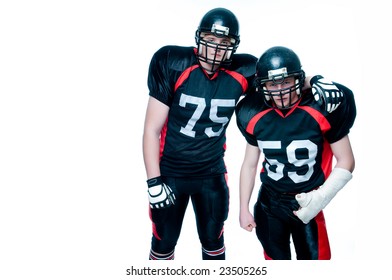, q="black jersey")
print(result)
[148,45,257,177]
[235,83,356,193]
